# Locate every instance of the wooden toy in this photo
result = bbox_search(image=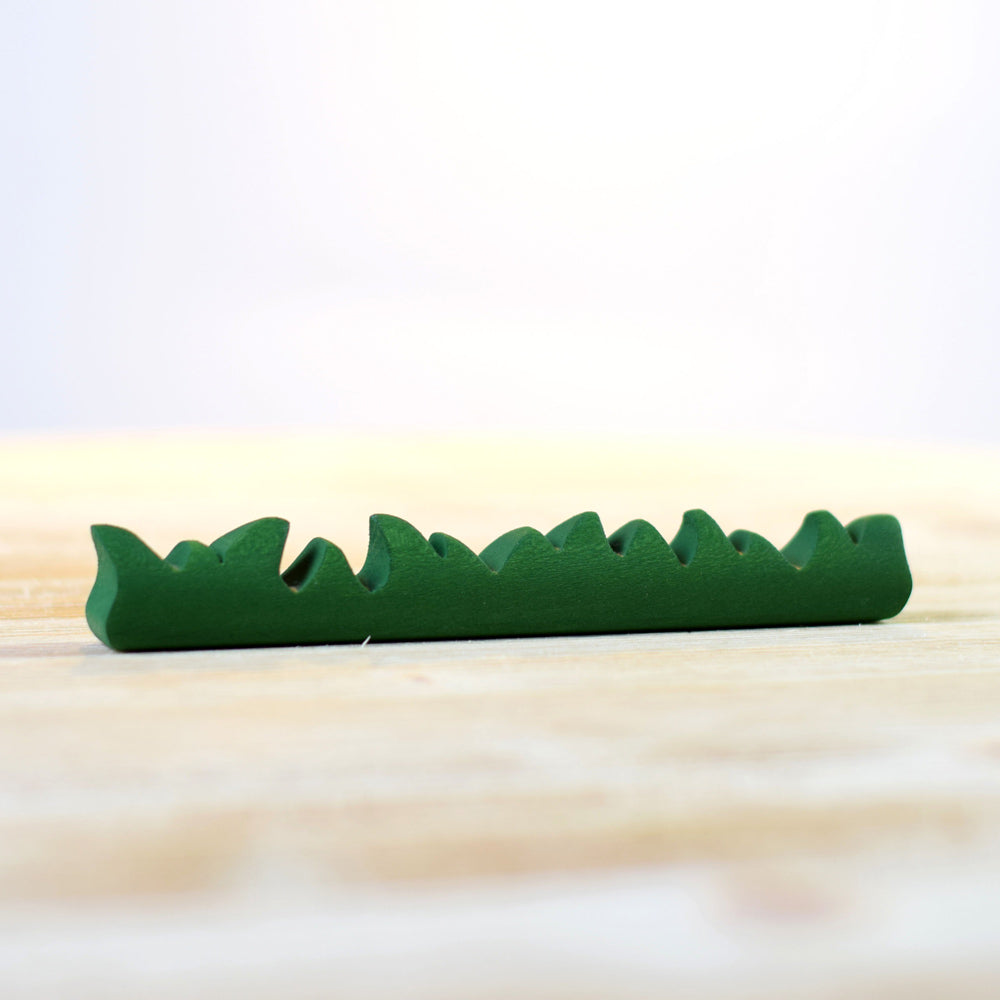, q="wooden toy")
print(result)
[86,510,912,651]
